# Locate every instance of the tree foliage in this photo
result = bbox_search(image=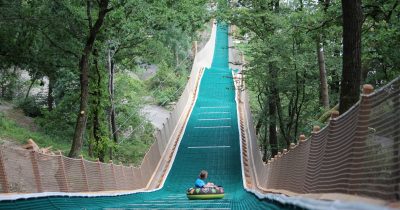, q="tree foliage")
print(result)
[0,0,211,162]
[226,0,399,160]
